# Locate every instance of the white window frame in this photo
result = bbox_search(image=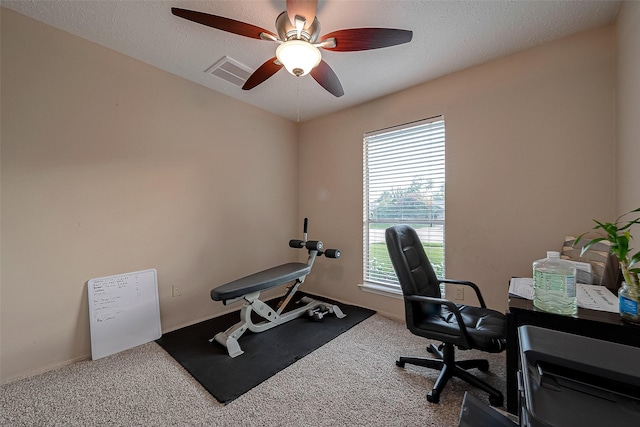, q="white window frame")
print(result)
[361,116,446,296]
